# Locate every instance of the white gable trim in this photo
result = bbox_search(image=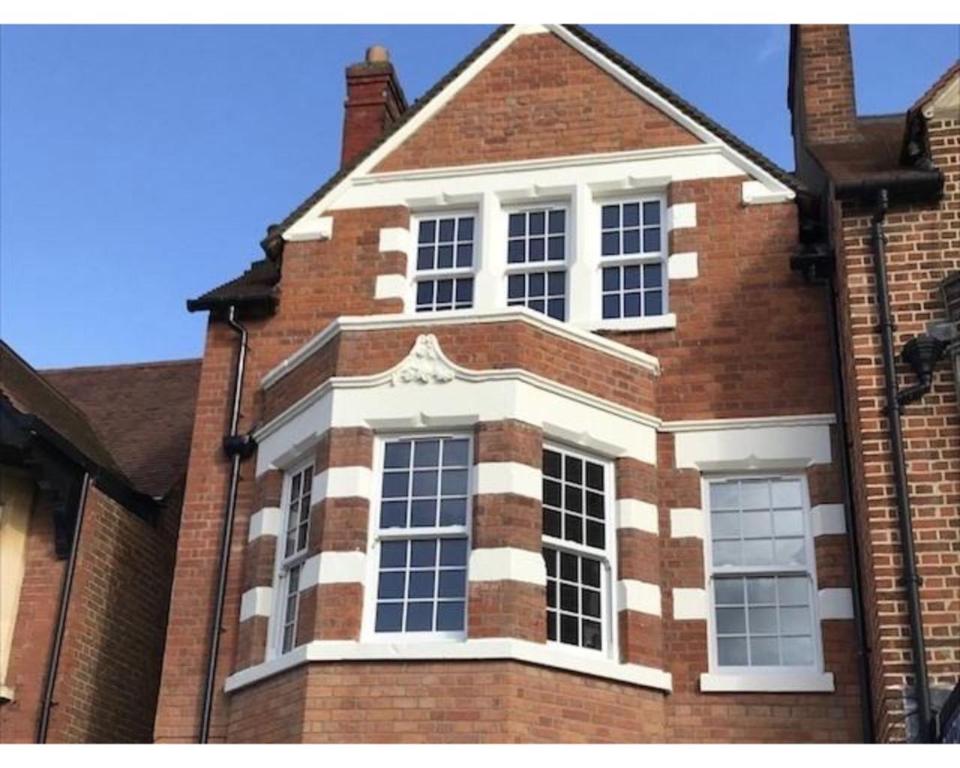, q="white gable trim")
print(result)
[283,25,793,239]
